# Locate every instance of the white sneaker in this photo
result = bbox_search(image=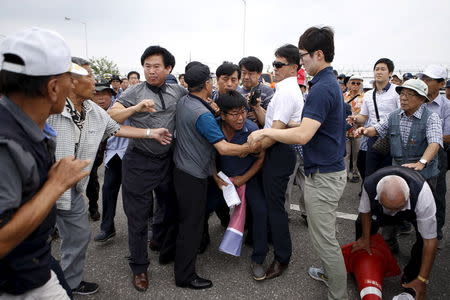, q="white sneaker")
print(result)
[308,267,328,283]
